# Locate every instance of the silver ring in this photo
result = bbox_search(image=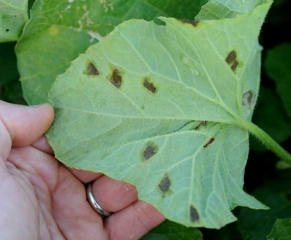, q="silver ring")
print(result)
[86,182,112,217]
